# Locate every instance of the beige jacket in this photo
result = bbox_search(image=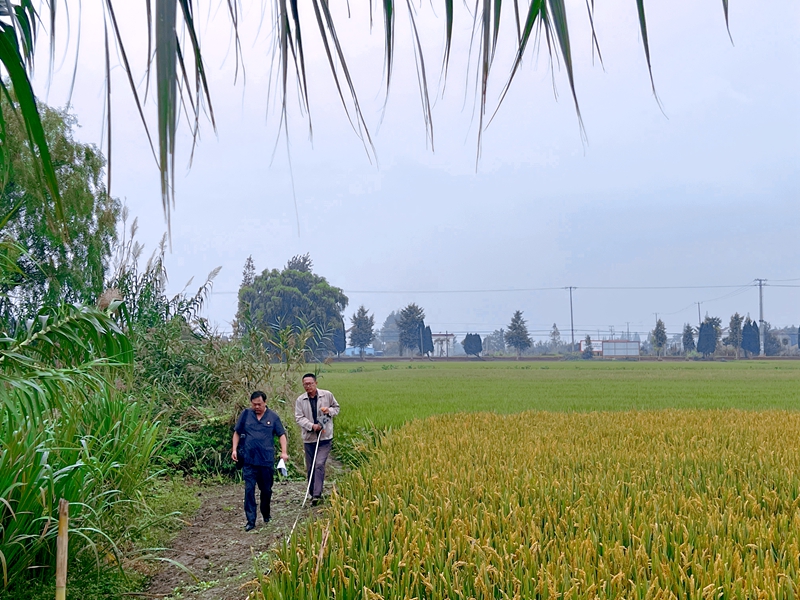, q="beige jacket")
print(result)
[294,389,340,443]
